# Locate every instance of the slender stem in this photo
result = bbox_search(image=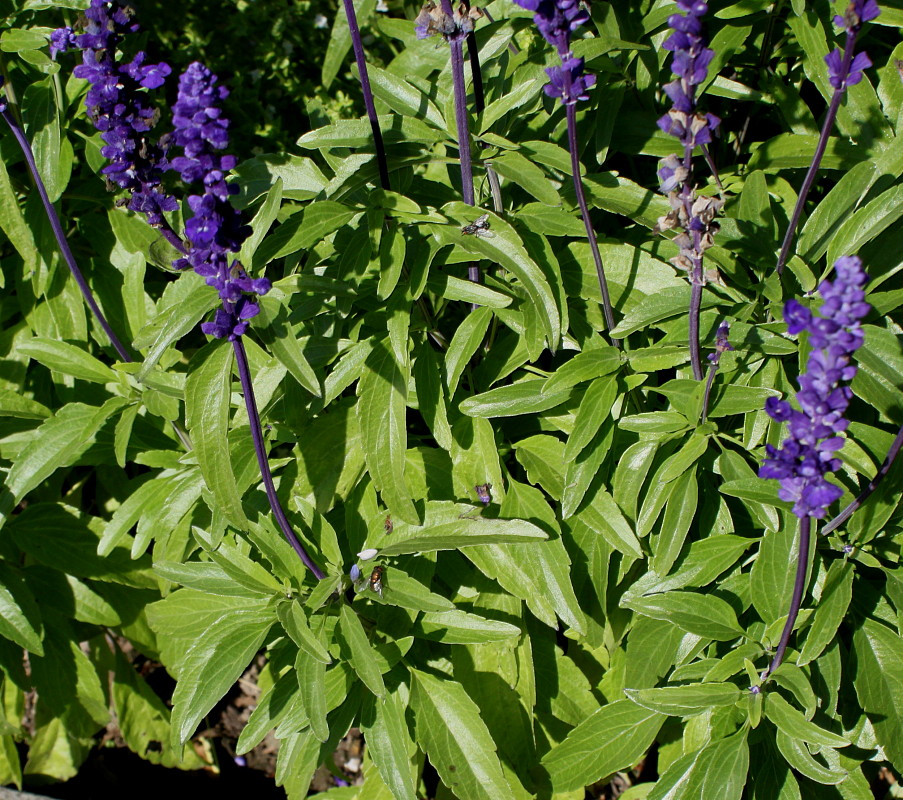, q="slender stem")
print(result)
[689,282,703,380]
[776,30,858,276]
[232,337,325,580]
[565,102,617,344]
[466,28,503,214]
[822,423,903,535]
[760,516,811,681]
[701,357,717,423]
[1,105,133,362]
[699,143,724,194]
[343,0,390,190]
